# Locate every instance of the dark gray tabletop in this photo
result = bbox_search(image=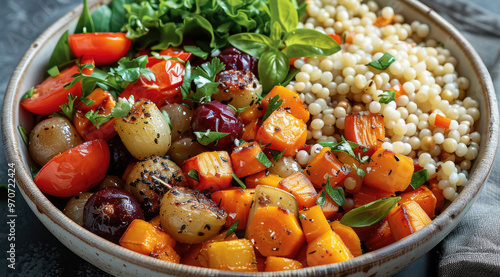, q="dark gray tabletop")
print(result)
[1,0,498,276]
